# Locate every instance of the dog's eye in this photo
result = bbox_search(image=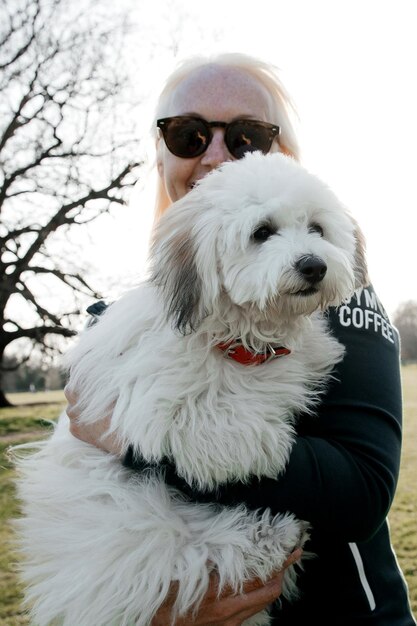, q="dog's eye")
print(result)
[252,223,277,242]
[308,223,324,237]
